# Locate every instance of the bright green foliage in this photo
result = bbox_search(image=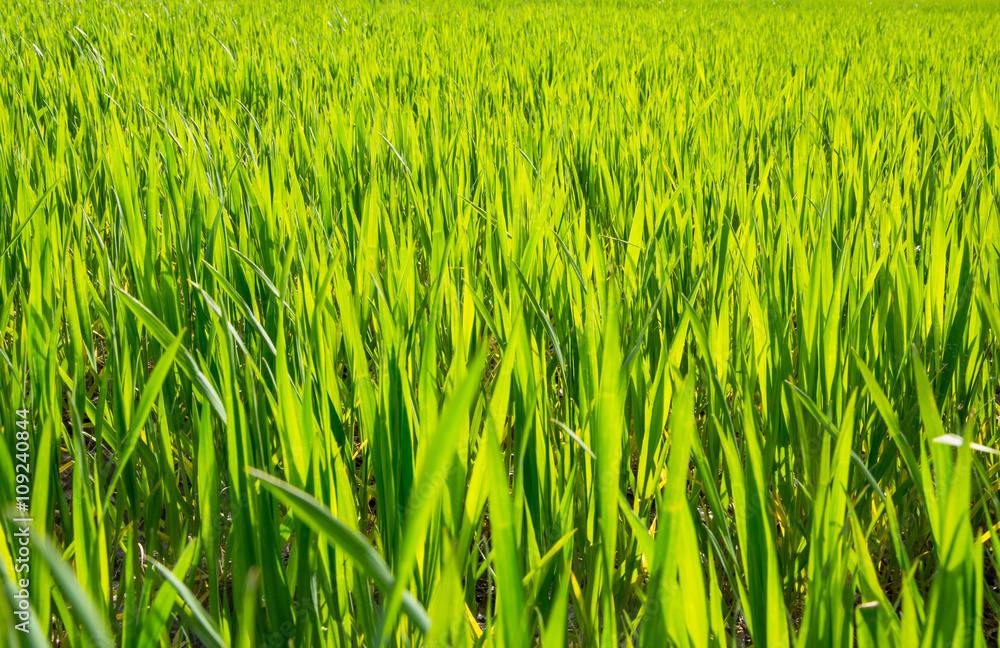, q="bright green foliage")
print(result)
[1,0,1000,645]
